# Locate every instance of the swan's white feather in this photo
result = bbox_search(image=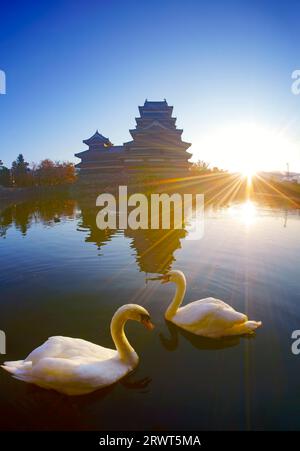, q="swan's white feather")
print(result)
[24,336,115,364]
[172,301,261,337]
[164,271,262,337]
[173,298,247,326]
[2,304,151,395]
[2,337,130,395]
